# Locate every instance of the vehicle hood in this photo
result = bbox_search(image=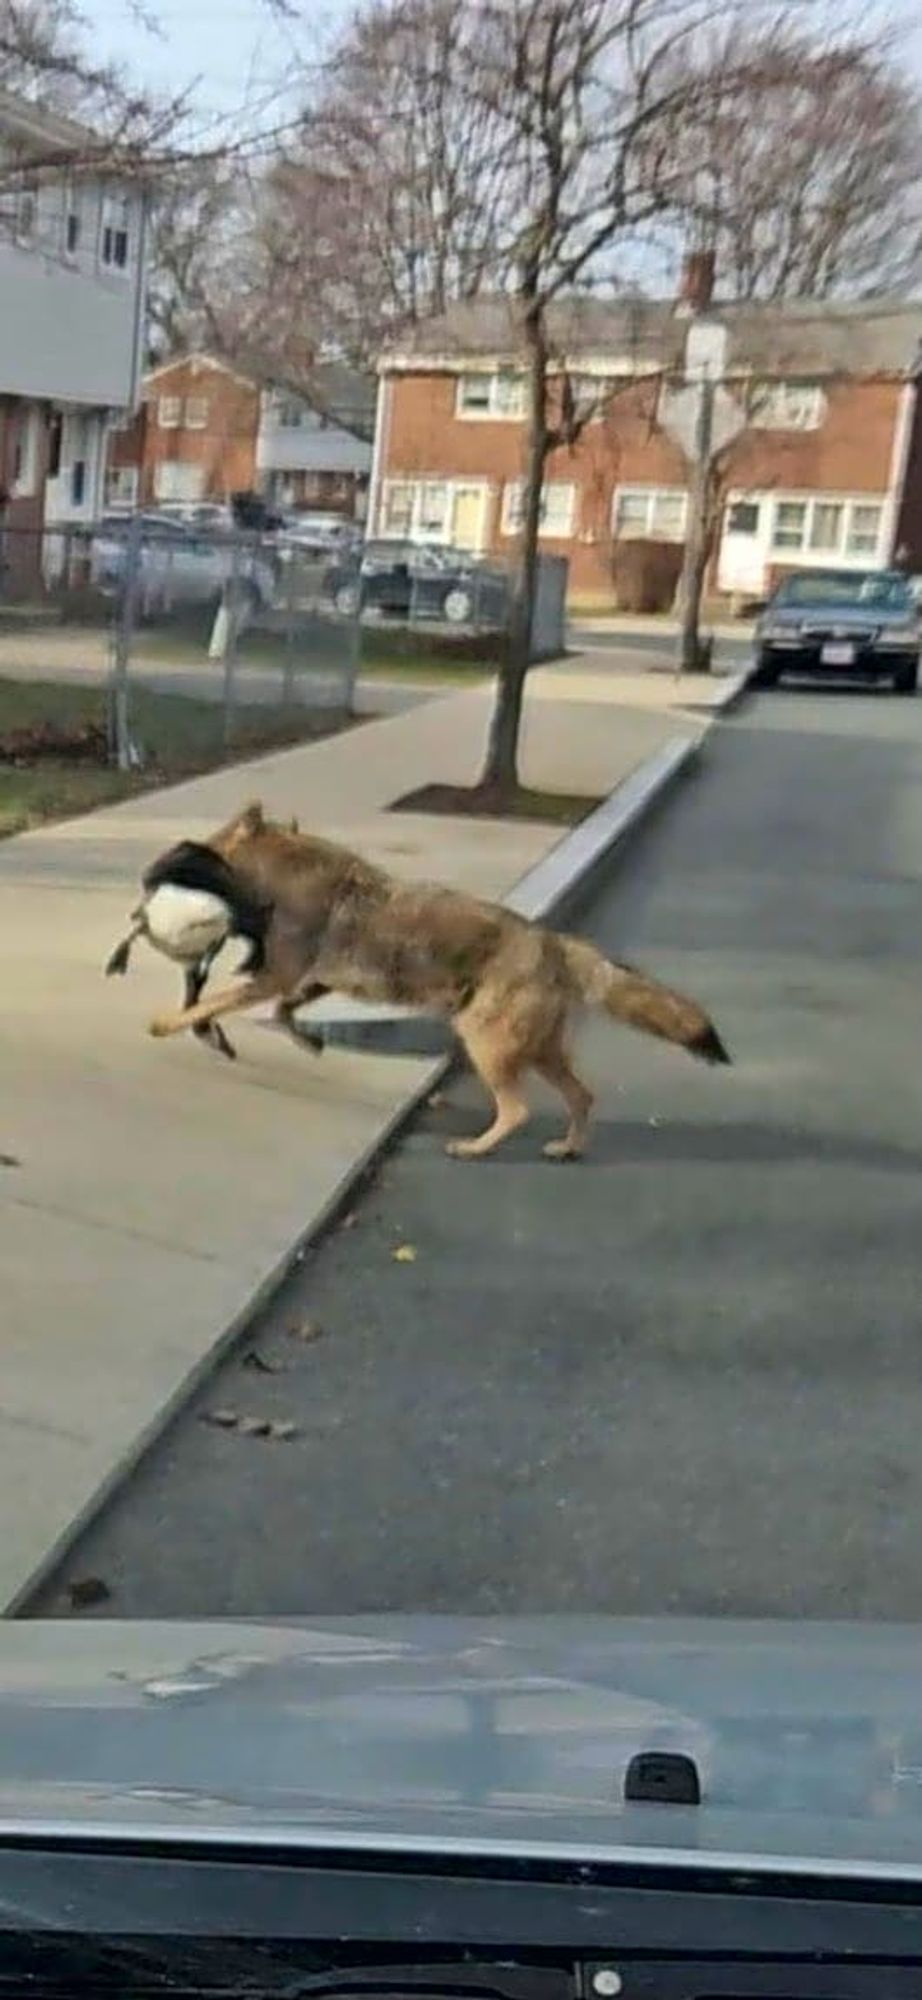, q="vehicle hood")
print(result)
[764,601,914,629]
[3,1618,922,1879]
